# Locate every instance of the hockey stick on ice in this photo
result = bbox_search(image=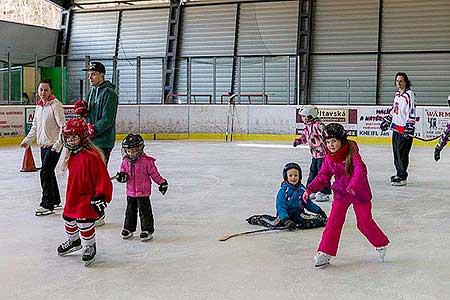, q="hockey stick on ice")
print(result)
[408,134,440,142]
[218,226,287,241]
